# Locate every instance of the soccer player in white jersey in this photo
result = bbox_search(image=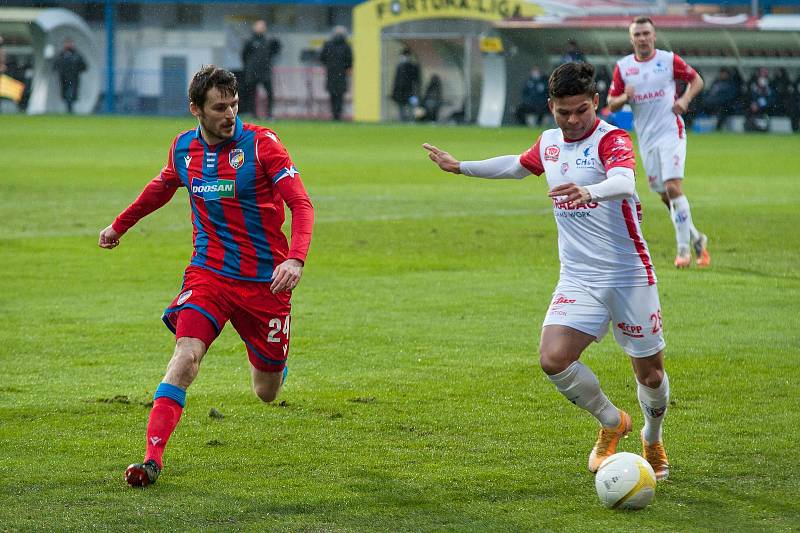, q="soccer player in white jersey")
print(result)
[423,62,670,480]
[608,16,710,269]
